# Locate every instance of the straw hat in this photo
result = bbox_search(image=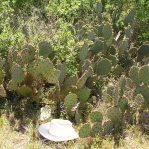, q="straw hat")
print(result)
[38,119,79,141]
